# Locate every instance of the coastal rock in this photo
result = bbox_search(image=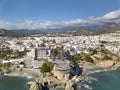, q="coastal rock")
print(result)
[65,80,74,90]
[71,75,82,83]
[74,76,83,83]
[117,66,120,70]
[27,81,41,90]
[42,76,62,86]
[0,68,3,75]
[0,68,11,75]
[0,71,4,75]
[114,62,120,68]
